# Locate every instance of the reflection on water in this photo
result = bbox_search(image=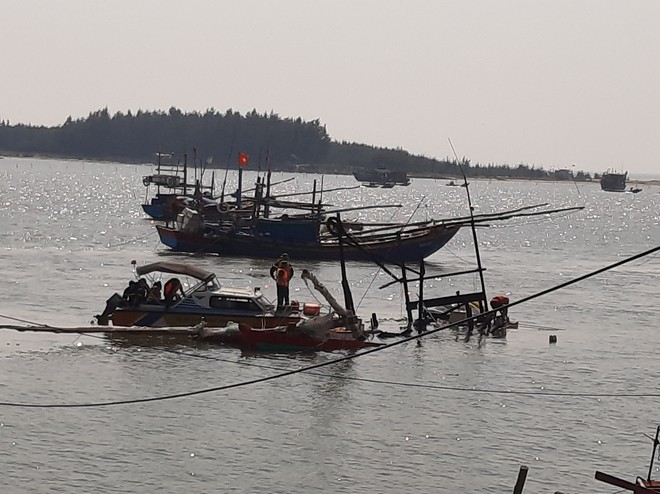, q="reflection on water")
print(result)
[0,158,659,493]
